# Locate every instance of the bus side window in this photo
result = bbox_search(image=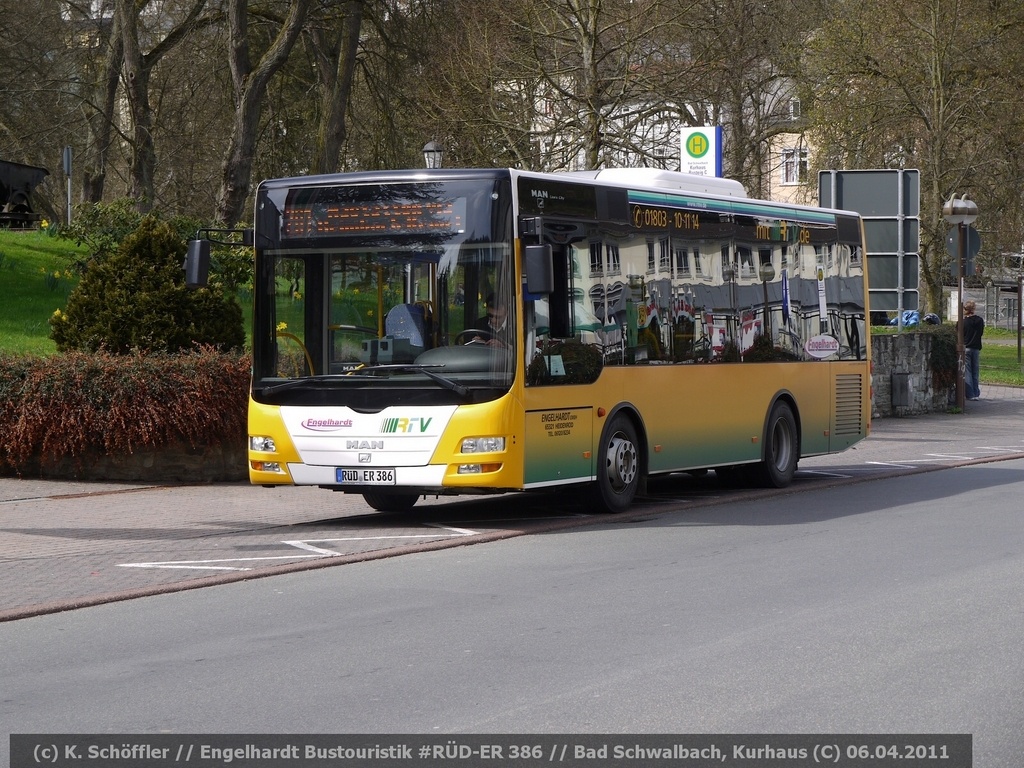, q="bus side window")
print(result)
[548,244,572,338]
